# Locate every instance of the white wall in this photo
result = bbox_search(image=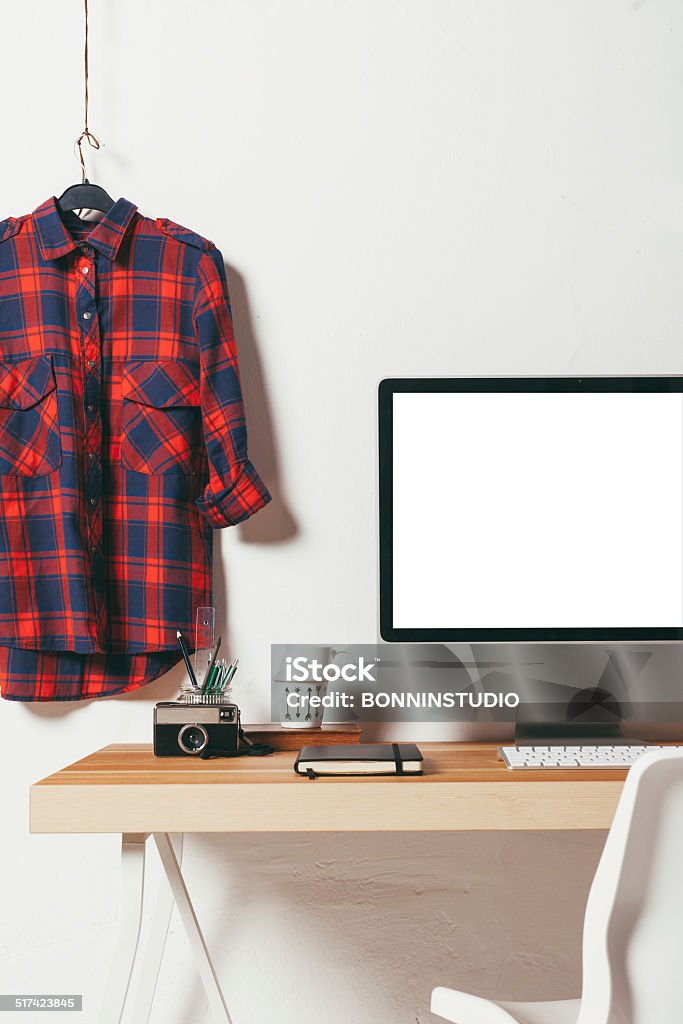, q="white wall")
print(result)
[1,1,681,1021]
